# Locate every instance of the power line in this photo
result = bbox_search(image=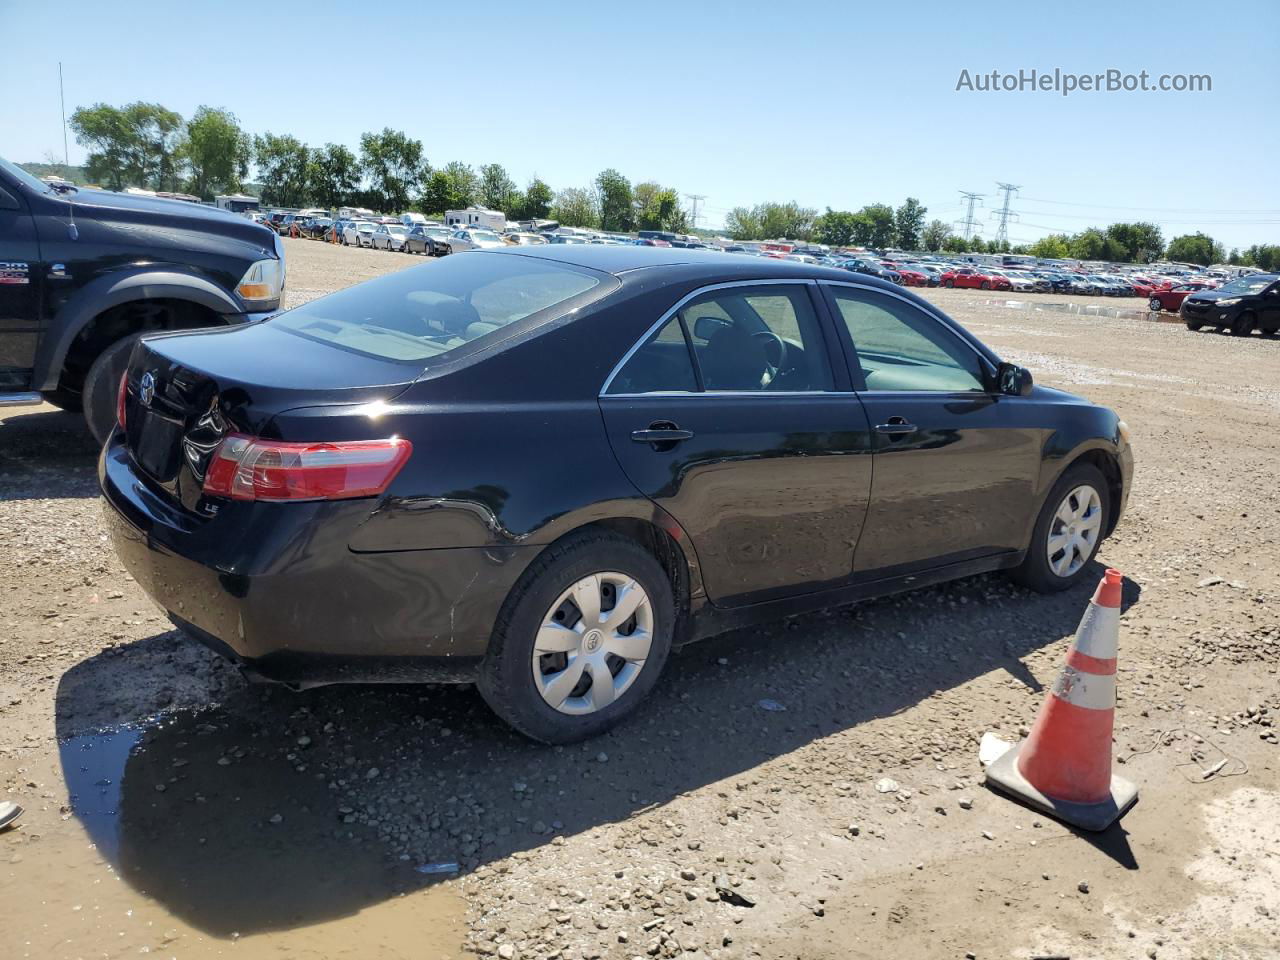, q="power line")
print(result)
[956,191,984,241]
[991,182,1020,247]
[1020,196,1280,215]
